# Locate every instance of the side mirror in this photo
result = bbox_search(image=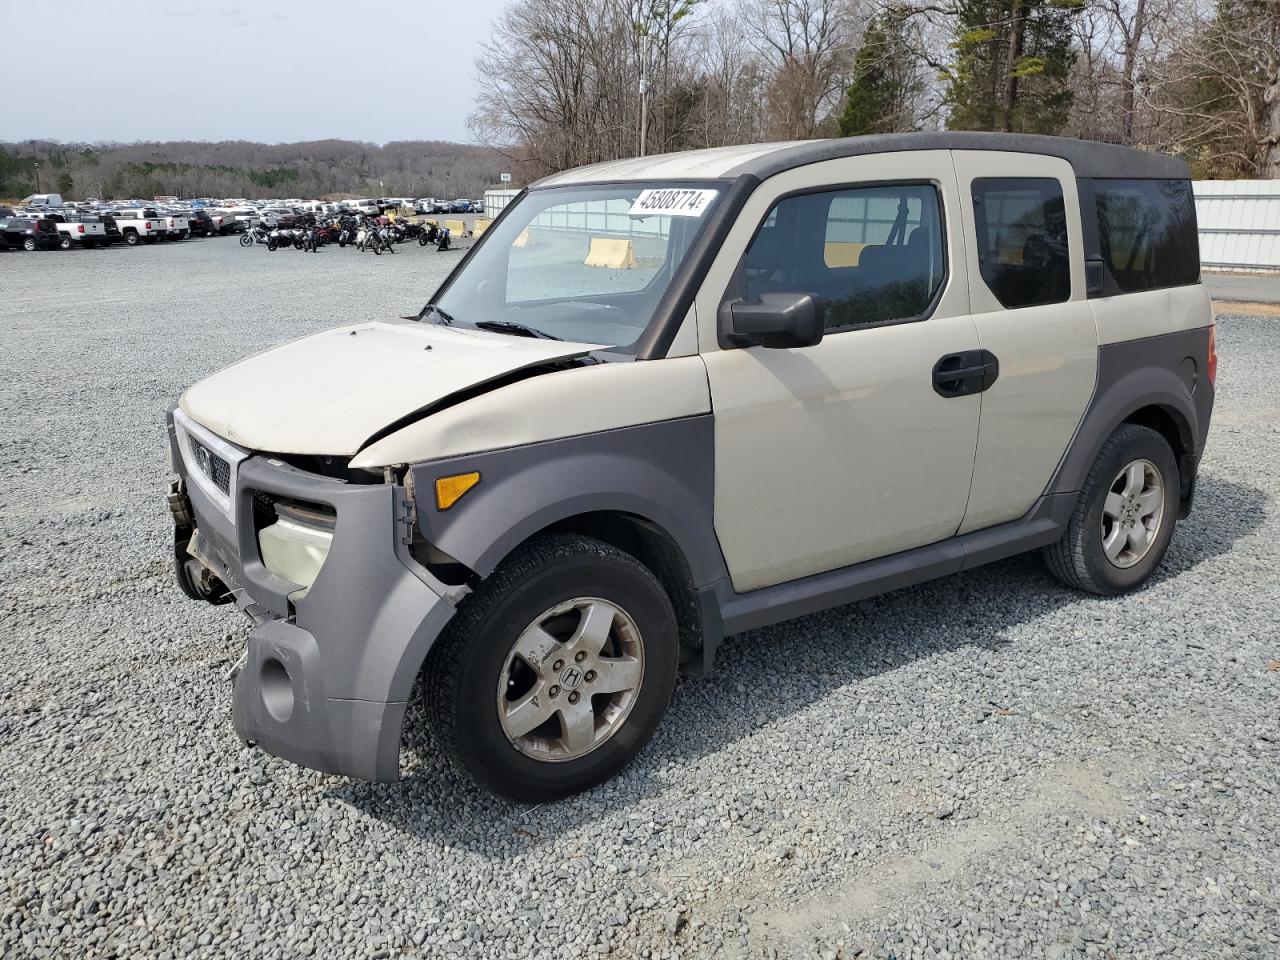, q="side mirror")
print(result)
[726,292,824,349]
